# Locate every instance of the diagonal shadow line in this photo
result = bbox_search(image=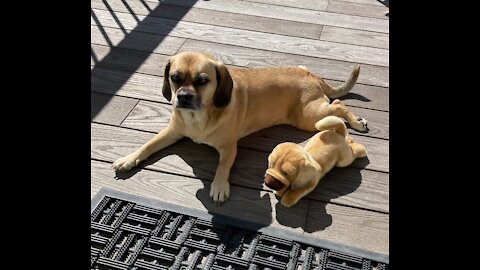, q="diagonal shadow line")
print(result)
[91,0,197,120]
[101,0,128,34]
[91,9,114,47]
[120,0,140,22]
[377,0,389,8]
[138,0,152,11]
[91,46,100,64]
